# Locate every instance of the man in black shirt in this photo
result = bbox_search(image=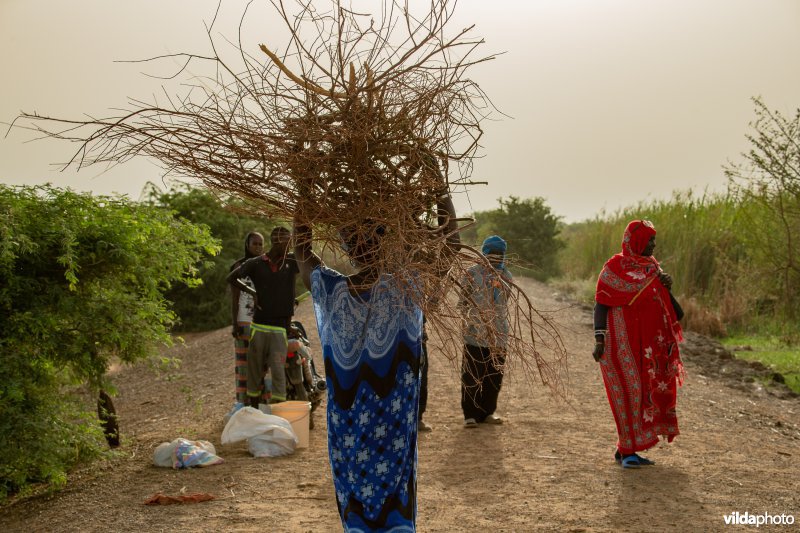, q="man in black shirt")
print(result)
[227,226,299,407]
